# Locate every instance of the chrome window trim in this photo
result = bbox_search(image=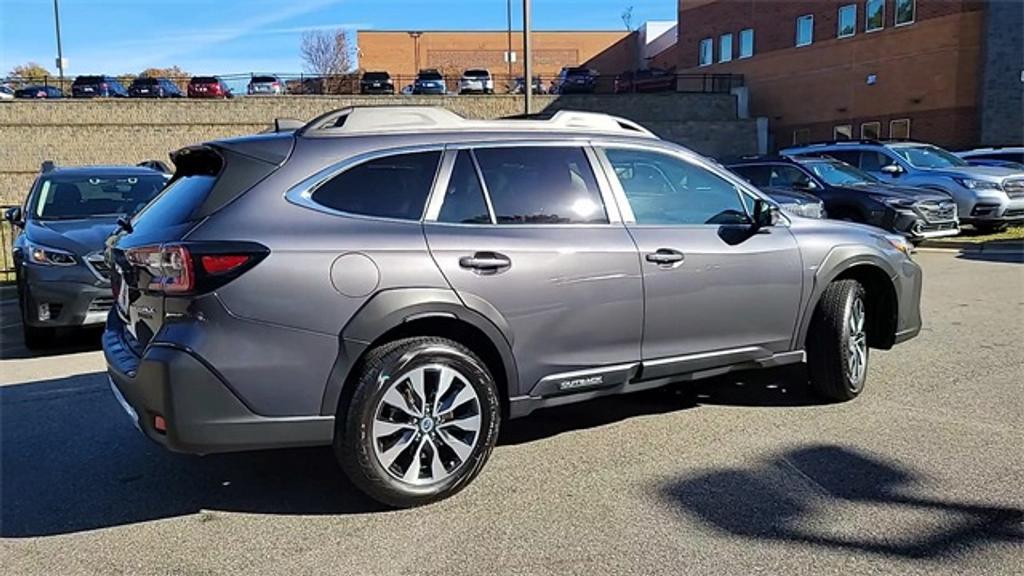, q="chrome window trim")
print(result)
[283,143,445,223]
[423,139,620,227]
[589,140,789,228]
